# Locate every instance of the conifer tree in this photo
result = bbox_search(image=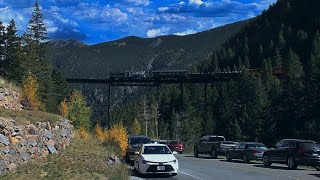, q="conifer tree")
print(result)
[5,19,24,83]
